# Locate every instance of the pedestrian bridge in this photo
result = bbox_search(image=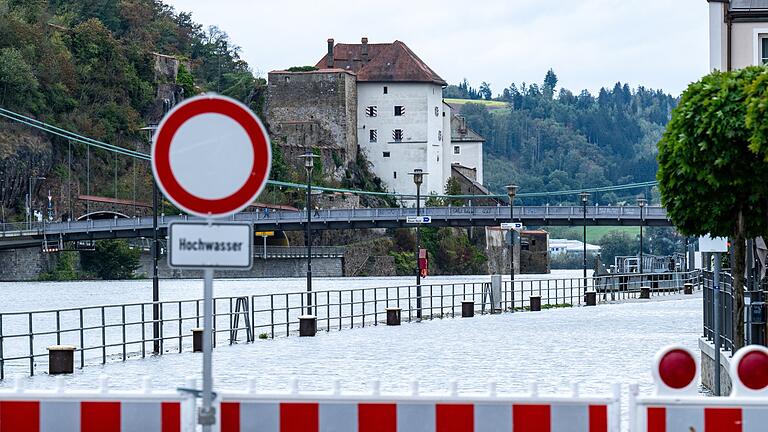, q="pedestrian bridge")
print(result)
[0,205,670,249]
